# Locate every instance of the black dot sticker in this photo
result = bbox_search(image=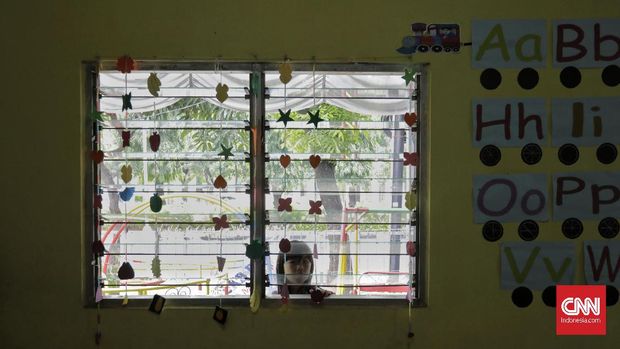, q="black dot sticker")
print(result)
[521,143,542,165]
[518,220,539,241]
[602,65,620,87]
[562,218,583,239]
[596,143,617,164]
[518,68,539,90]
[512,286,533,308]
[598,217,619,239]
[480,68,502,90]
[542,286,556,307]
[608,285,619,307]
[558,144,579,165]
[482,220,504,242]
[560,66,581,88]
[480,145,501,166]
